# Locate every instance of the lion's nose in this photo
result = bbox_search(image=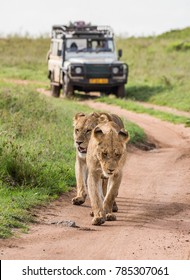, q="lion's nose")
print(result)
[76,141,83,145]
[108,168,115,173]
